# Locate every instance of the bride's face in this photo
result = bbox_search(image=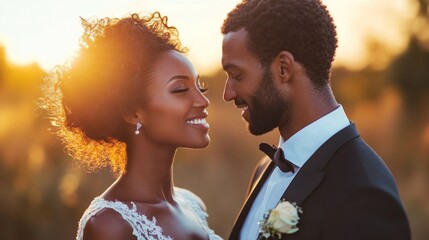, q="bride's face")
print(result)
[137,50,210,148]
